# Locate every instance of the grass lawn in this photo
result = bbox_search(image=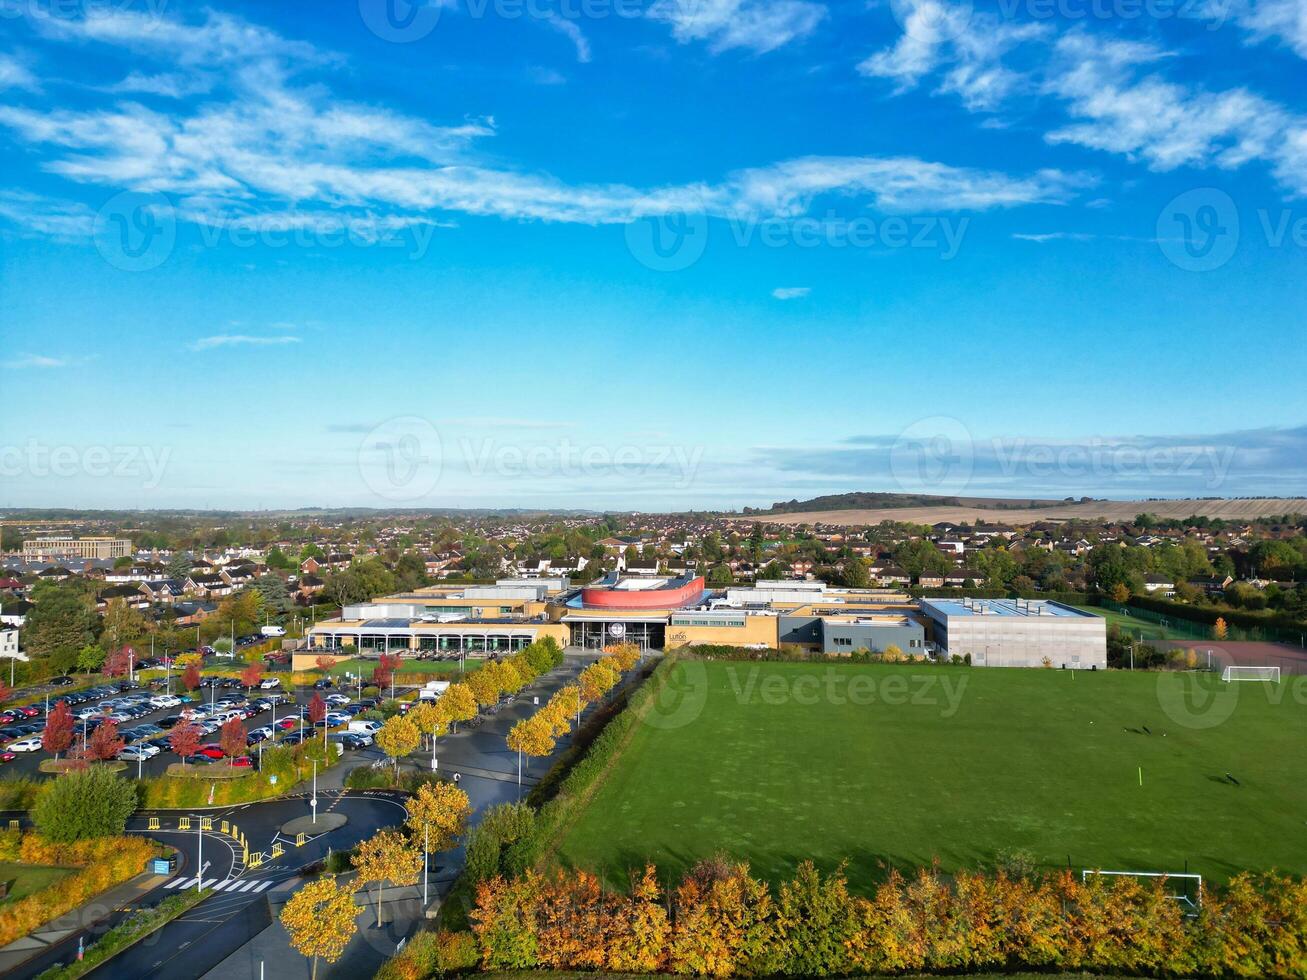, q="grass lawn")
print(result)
[0,861,73,905]
[1073,605,1195,642]
[554,660,1307,892]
